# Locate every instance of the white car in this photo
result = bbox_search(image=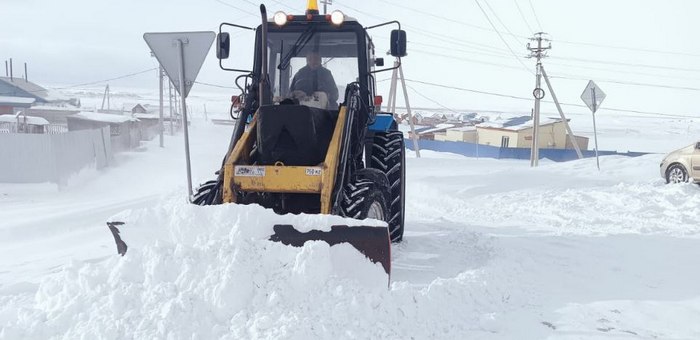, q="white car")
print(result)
[660,141,700,183]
